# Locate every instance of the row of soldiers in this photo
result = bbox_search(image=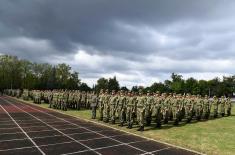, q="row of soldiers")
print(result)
[4,89,233,131]
[96,89,232,131]
[4,89,95,111]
